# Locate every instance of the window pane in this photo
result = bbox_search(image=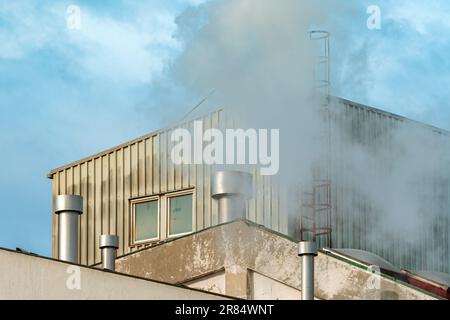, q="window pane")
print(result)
[169,194,193,236]
[135,200,158,241]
